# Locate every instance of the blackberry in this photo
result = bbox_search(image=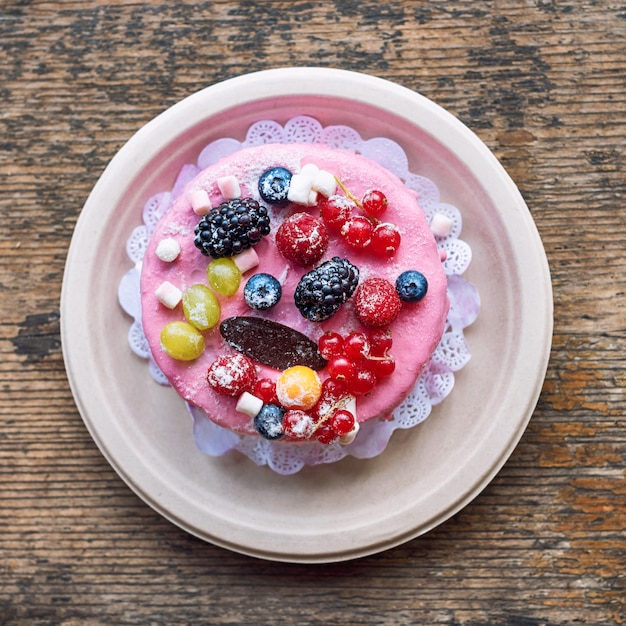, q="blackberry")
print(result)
[193,197,271,258]
[294,257,359,322]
